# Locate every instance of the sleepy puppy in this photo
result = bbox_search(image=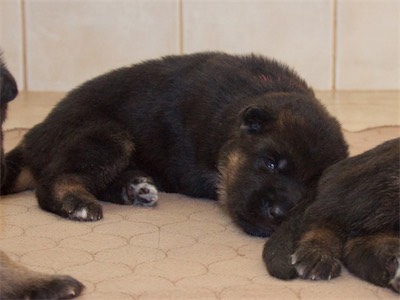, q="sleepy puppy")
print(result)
[0,54,84,299]
[1,52,348,237]
[263,138,400,293]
